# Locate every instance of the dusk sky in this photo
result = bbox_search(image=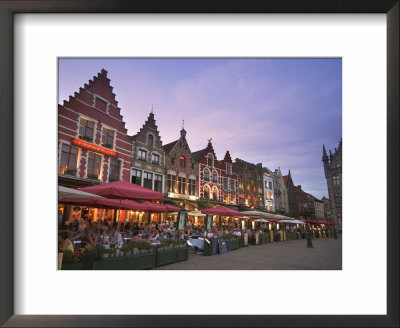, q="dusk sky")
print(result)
[58,58,342,199]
